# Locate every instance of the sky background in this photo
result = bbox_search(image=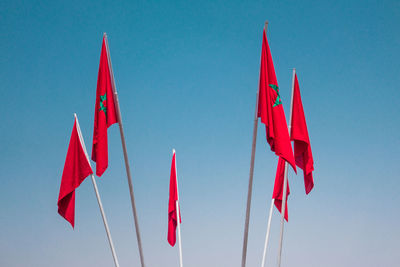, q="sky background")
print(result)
[1,0,399,266]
